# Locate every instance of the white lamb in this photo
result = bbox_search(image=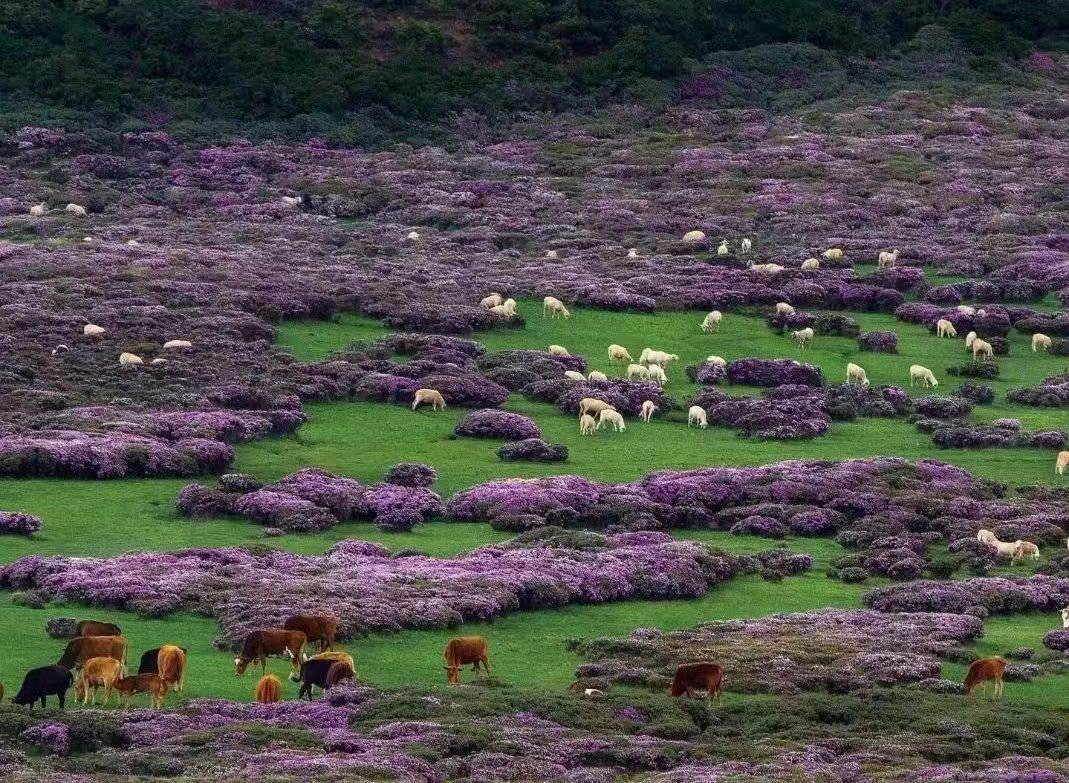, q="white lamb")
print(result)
[83,324,106,339]
[65,203,87,216]
[800,258,820,270]
[51,344,69,357]
[846,363,868,386]
[579,414,597,436]
[701,310,722,333]
[639,400,658,423]
[705,355,727,367]
[749,262,784,274]
[588,371,608,382]
[1057,450,1069,476]
[965,331,978,349]
[502,298,517,315]
[281,196,302,206]
[406,231,420,241]
[687,405,708,429]
[647,365,667,386]
[480,293,504,308]
[548,344,570,356]
[741,238,752,253]
[639,349,679,366]
[775,302,795,315]
[792,327,814,350]
[29,202,46,217]
[1033,333,1053,352]
[909,364,937,388]
[972,338,994,361]
[957,305,976,316]
[163,340,192,350]
[118,352,143,367]
[976,529,998,544]
[822,248,843,260]
[627,248,639,258]
[682,230,706,243]
[564,370,586,381]
[1063,606,1069,630]
[546,250,559,259]
[579,398,616,417]
[717,240,729,256]
[411,388,446,411]
[489,304,514,318]
[597,409,626,433]
[543,296,570,319]
[608,344,633,363]
[877,249,900,268]
[936,319,957,338]
[627,364,650,381]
